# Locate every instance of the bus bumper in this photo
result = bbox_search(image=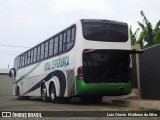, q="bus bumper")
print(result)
[76,79,132,96]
